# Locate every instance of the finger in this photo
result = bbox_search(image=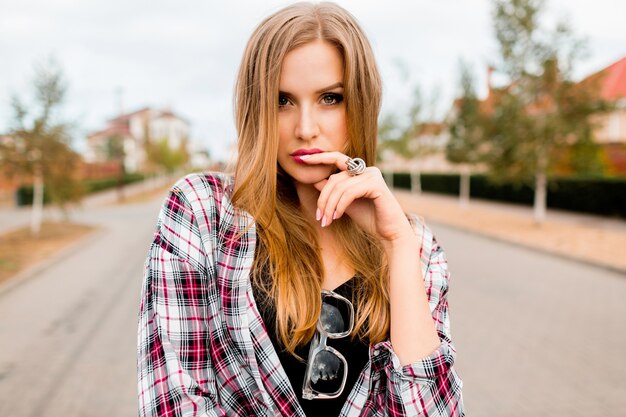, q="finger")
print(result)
[318,171,371,227]
[312,178,328,193]
[321,168,386,226]
[332,177,367,220]
[331,173,374,221]
[298,151,351,171]
[321,179,345,227]
[316,171,348,226]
